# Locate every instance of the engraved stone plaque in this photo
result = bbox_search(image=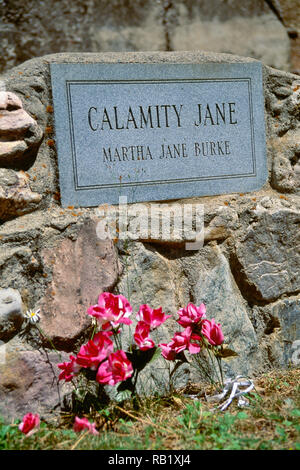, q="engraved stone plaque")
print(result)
[51,61,267,206]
